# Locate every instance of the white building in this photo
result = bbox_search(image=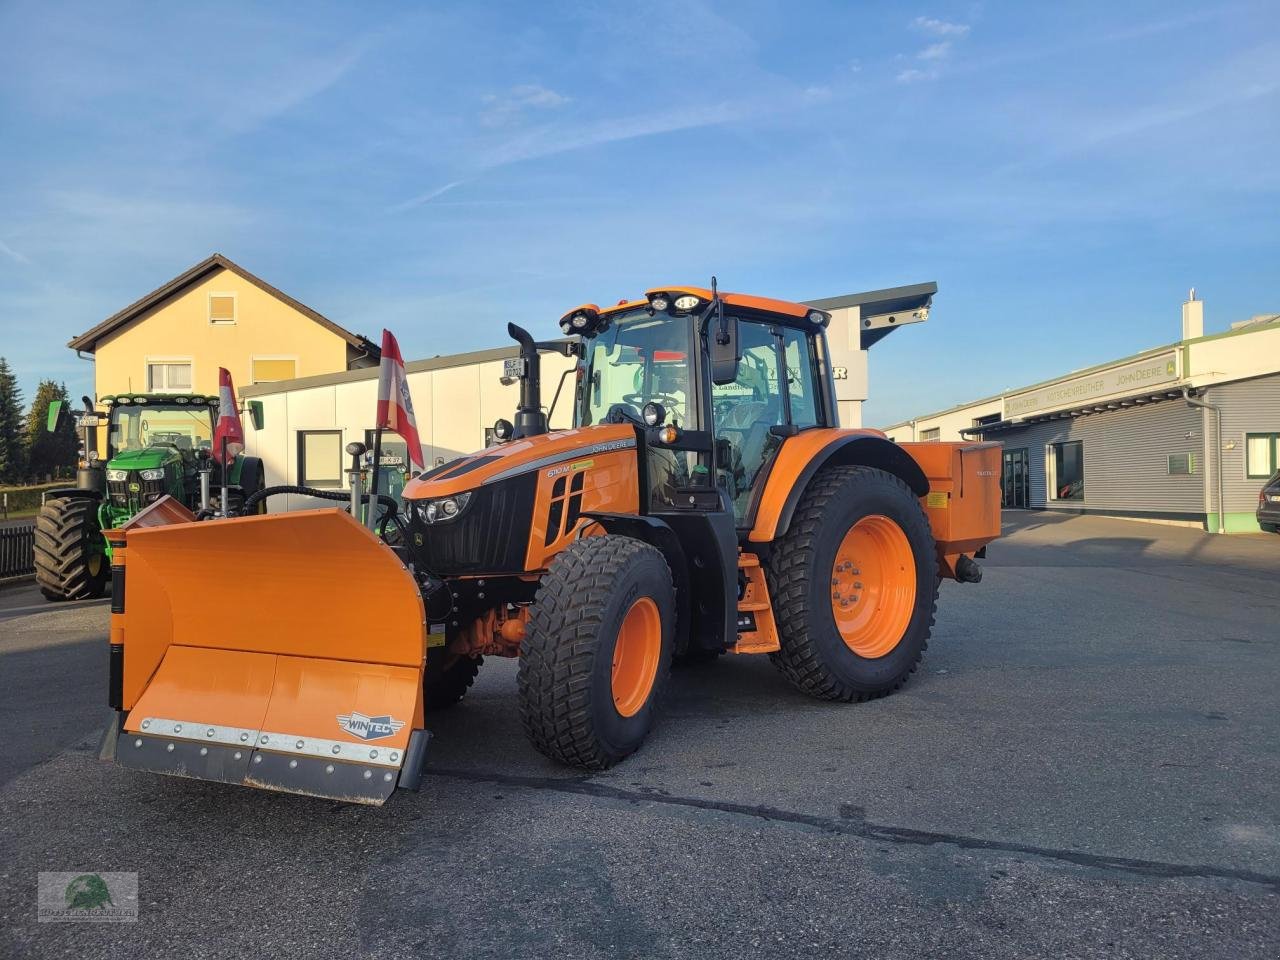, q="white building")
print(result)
[883,295,1280,533]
